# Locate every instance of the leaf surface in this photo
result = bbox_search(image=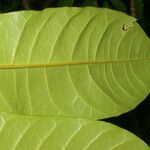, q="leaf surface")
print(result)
[0,7,150,149]
[0,113,149,150]
[0,7,149,119]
